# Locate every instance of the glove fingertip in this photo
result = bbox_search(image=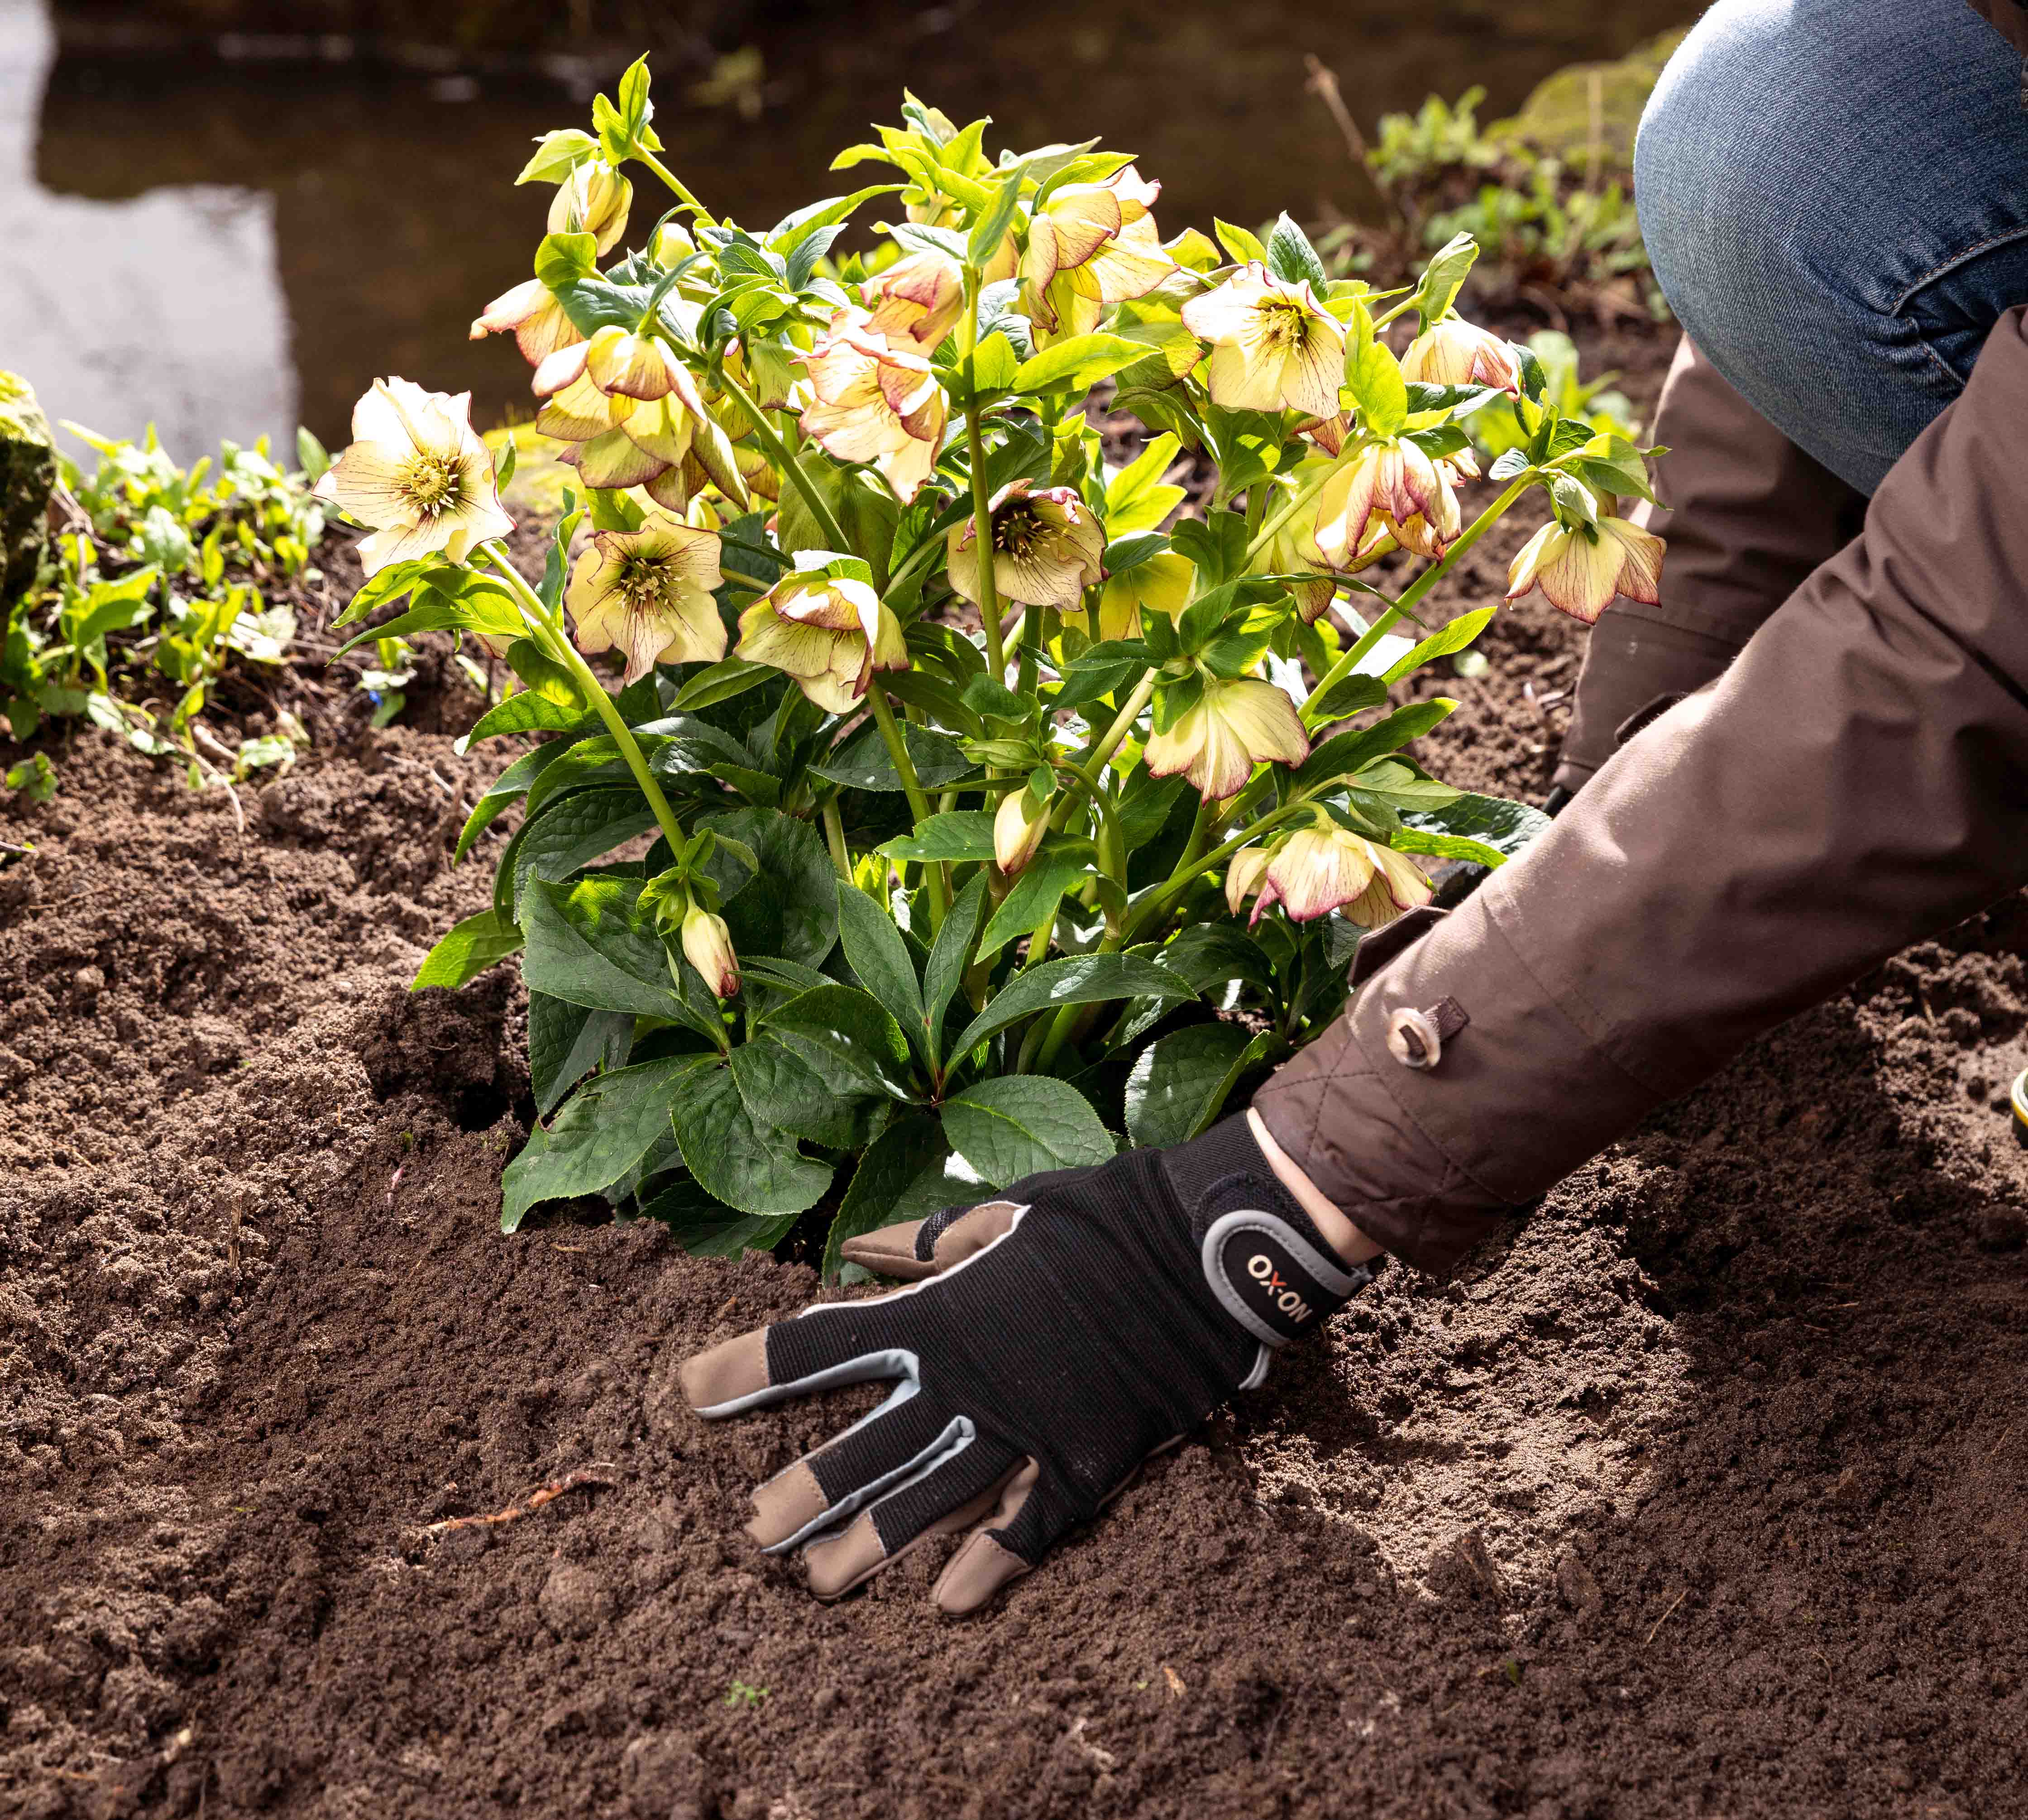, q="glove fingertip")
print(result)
[838,1219,938,1281]
[930,1532,1033,1615]
[678,1327,770,1414]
